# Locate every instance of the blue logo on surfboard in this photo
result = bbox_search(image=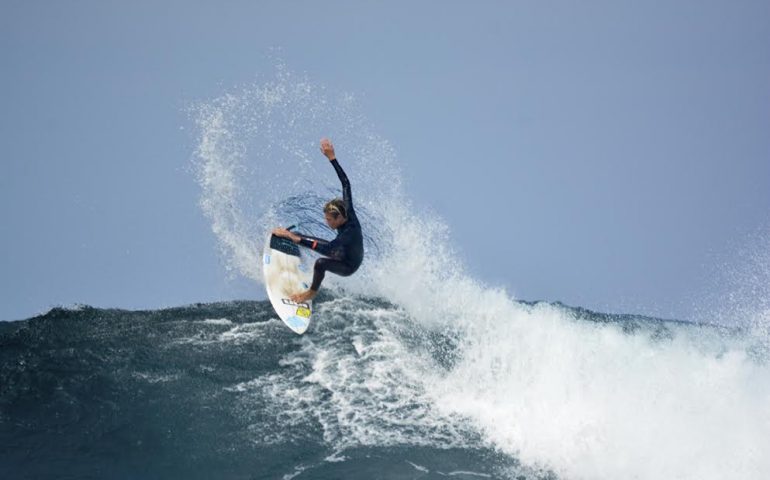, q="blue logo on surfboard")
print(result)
[287,316,307,330]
